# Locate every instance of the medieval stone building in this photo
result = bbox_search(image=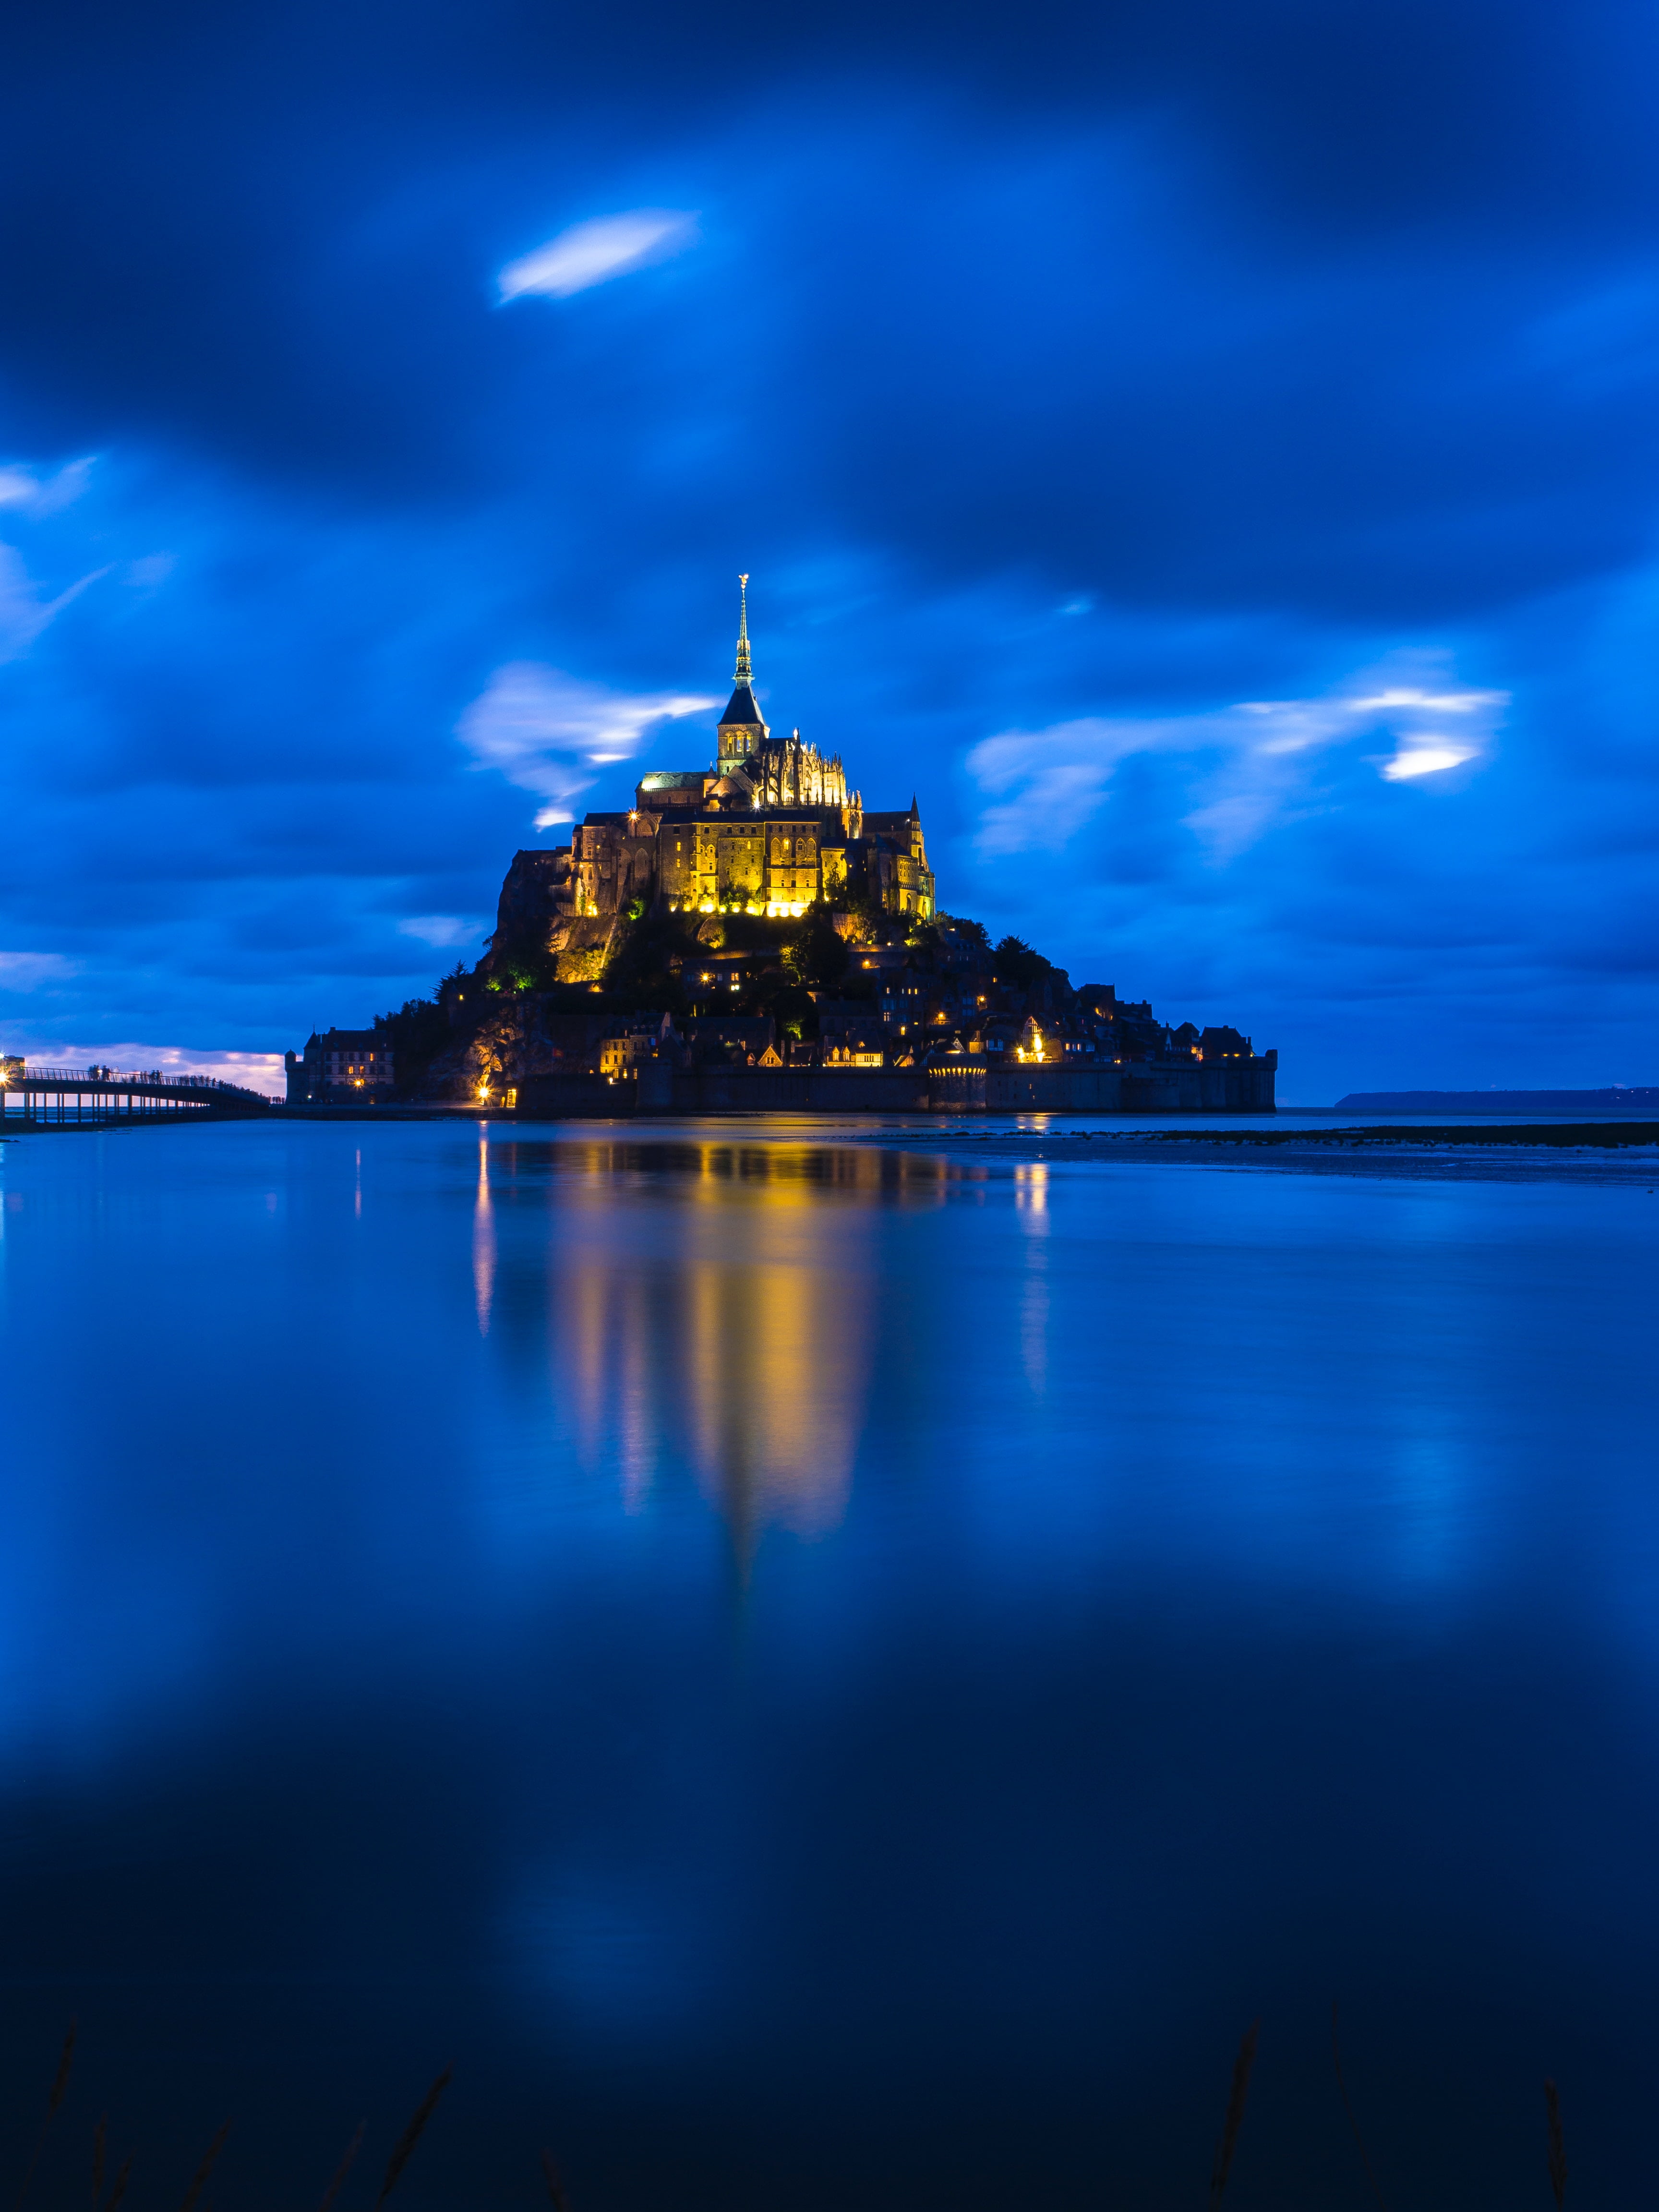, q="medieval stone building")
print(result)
[491,583,936,982]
